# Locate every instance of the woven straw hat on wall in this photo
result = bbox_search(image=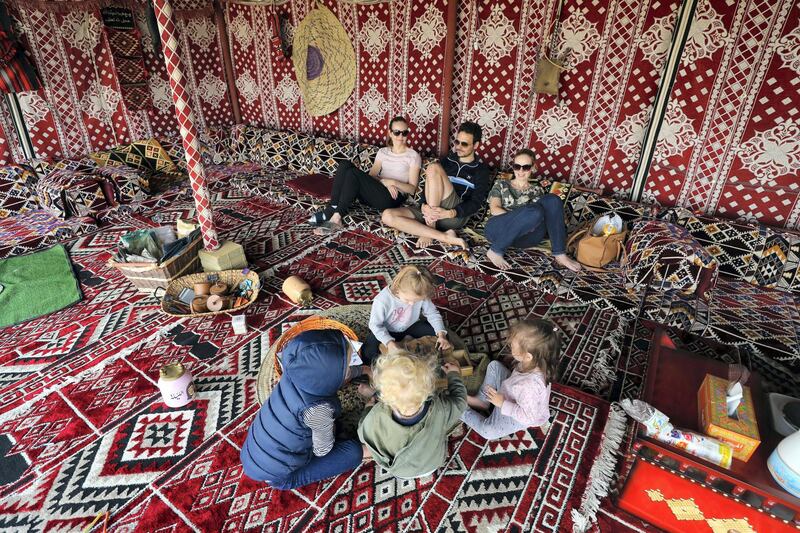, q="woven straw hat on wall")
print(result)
[292,3,356,117]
